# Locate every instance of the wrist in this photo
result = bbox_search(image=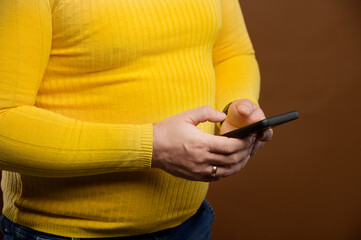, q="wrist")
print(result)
[151,123,161,168]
